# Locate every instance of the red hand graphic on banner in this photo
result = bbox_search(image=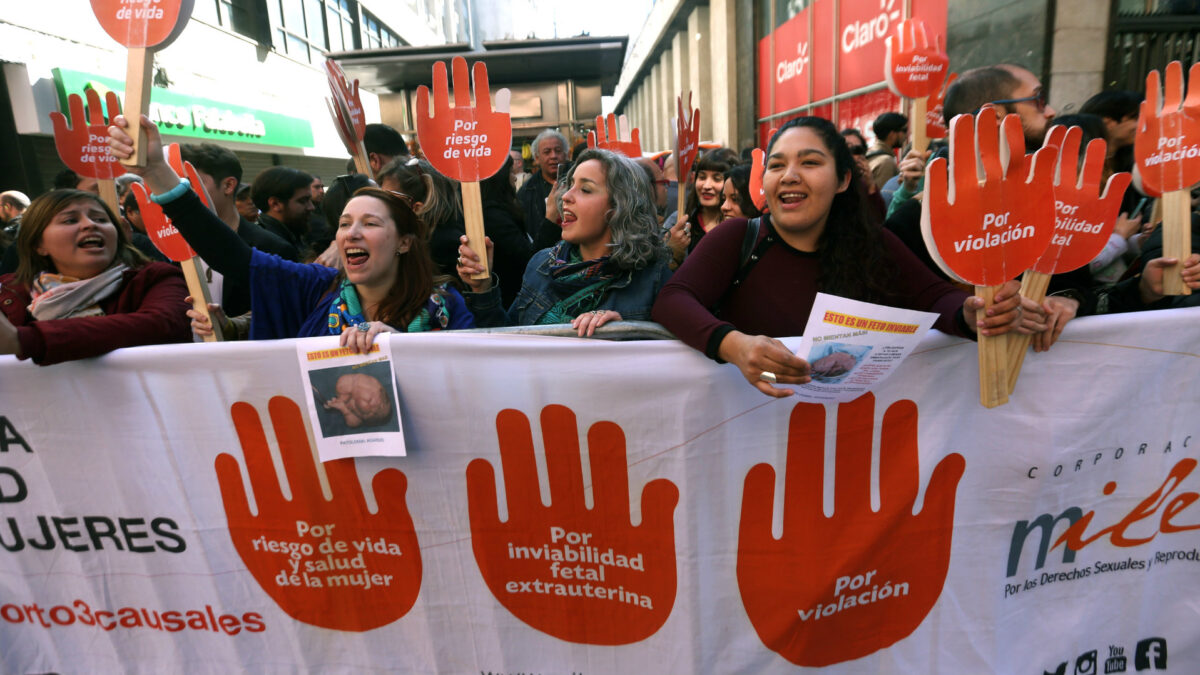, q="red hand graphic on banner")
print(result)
[1033,125,1130,274]
[925,72,957,140]
[675,94,701,179]
[215,396,421,632]
[325,59,365,141]
[884,19,949,99]
[50,90,127,180]
[89,0,192,48]
[415,57,512,182]
[1135,61,1200,196]
[131,181,195,262]
[467,405,678,645]
[749,148,767,211]
[921,107,1057,286]
[737,394,965,667]
[587,113,643,158]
